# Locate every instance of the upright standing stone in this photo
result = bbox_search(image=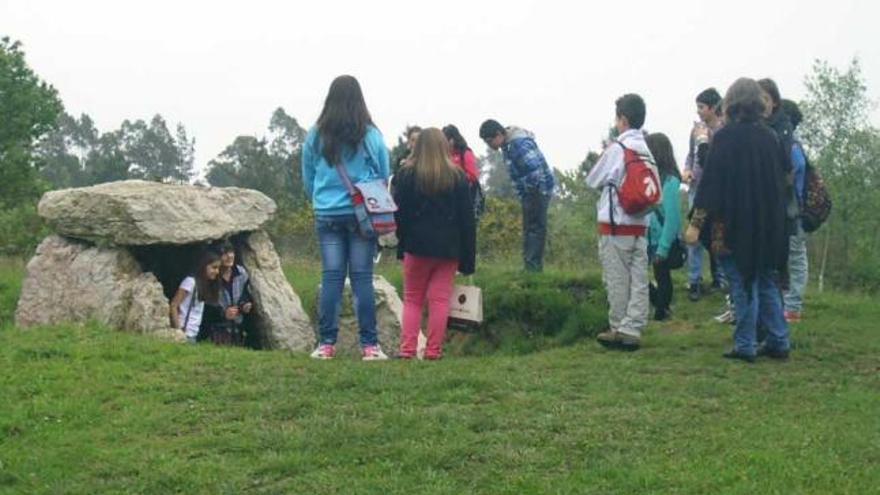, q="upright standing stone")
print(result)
[329,275,425,357]
[240,230,314,351]
[15,236,171,337]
